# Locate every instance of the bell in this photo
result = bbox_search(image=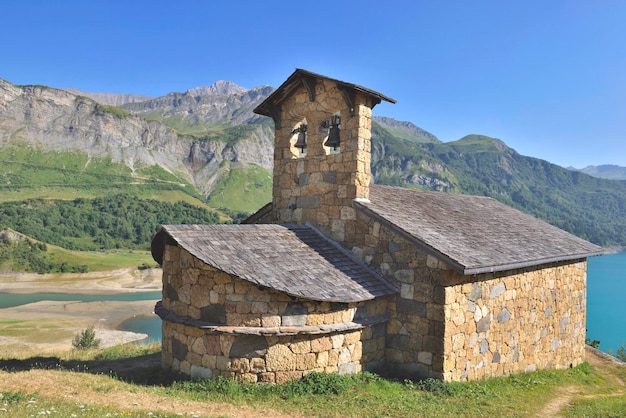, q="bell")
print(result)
[324,115,341,150]
[294,124,307,152]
